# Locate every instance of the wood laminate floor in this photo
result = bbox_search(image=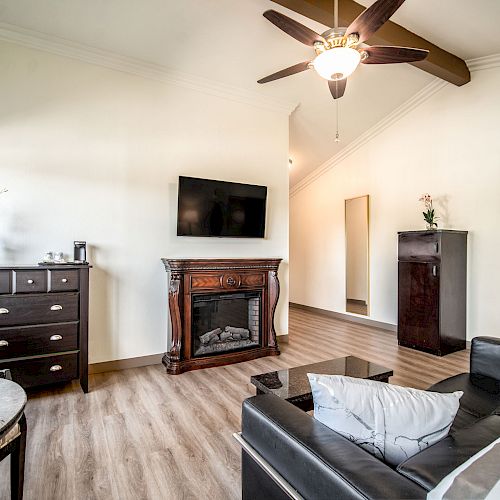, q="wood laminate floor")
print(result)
[0,307,470,499]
